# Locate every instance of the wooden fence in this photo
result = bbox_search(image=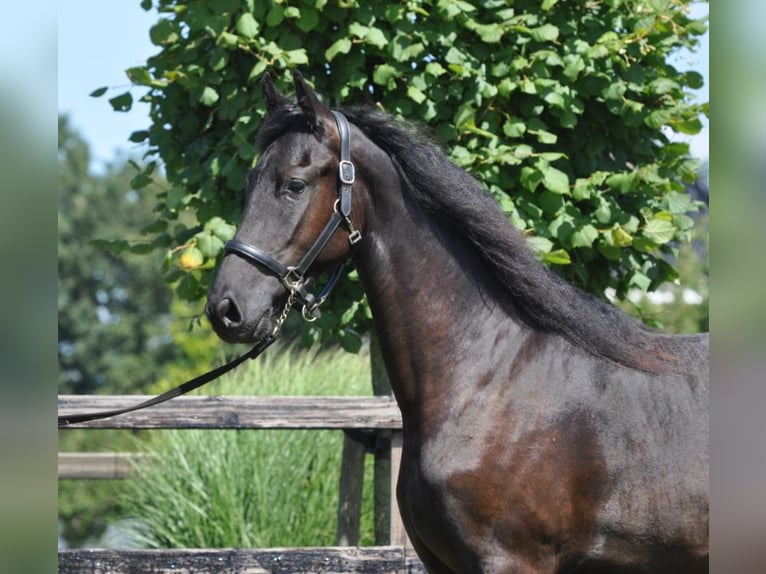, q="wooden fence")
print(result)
[58,394,424,574]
